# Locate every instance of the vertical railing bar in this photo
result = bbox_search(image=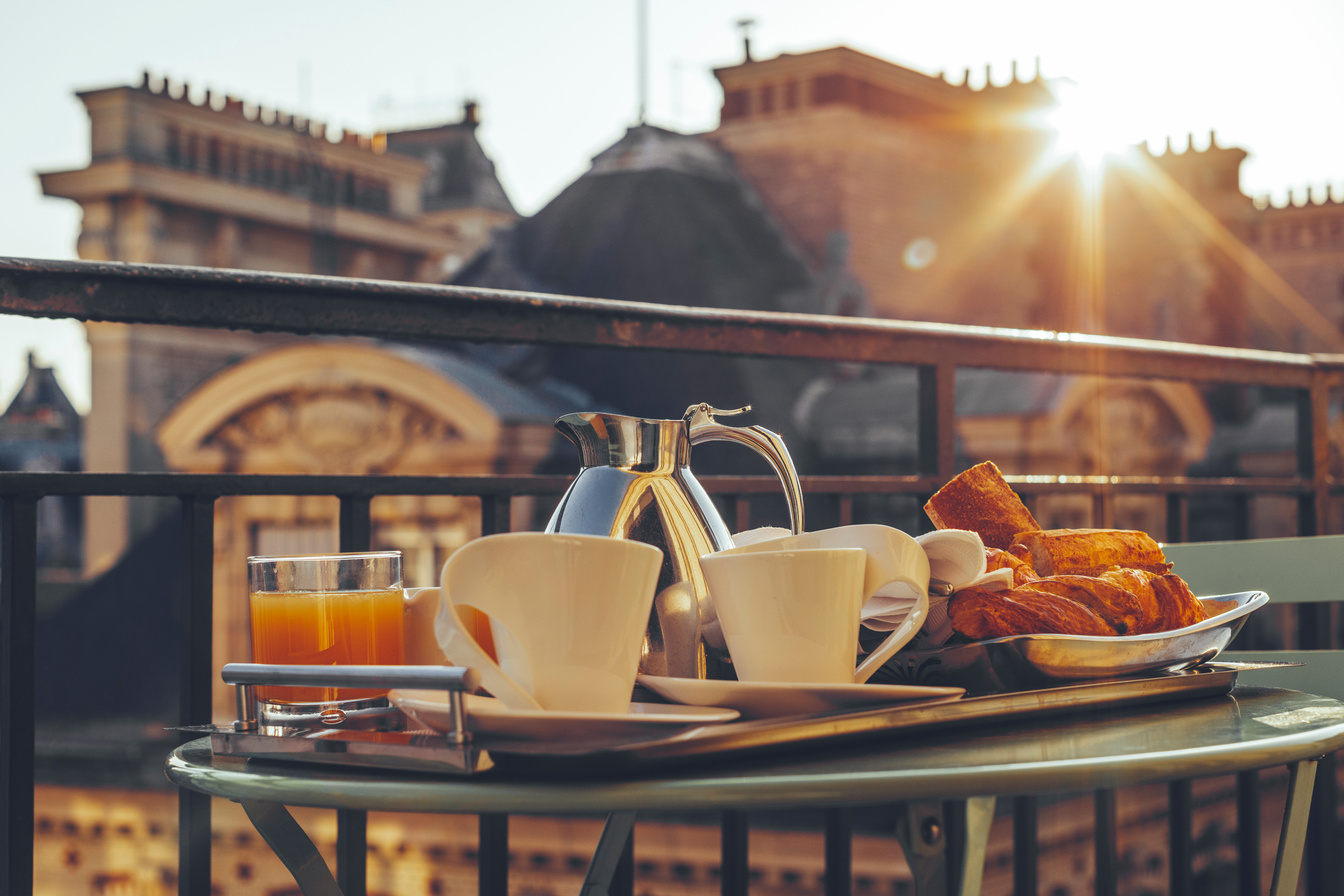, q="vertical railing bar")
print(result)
[917,362,957,483]
[2,495,38,896]
[479,813,508,896]
[942,799,965,896]
[1306,753,1338,896]
[1012,796,1038,896]
[1236,770,1261,896]
[838,493,854,527]
[1168,780,1193,896]
[1165,493,1189,544]
[336,493,371,896]
[335,811,367,896]
[1300,375,1329,537]
[480,493,511,537]
[720,810,749,896]
[1232,494,1251,541]
[1092,490,1110,529]
[178,494,215,896]
[338,493,373,553]
[1093,789,1117,896]
[823,808,852,896]
[734,495,751,534]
